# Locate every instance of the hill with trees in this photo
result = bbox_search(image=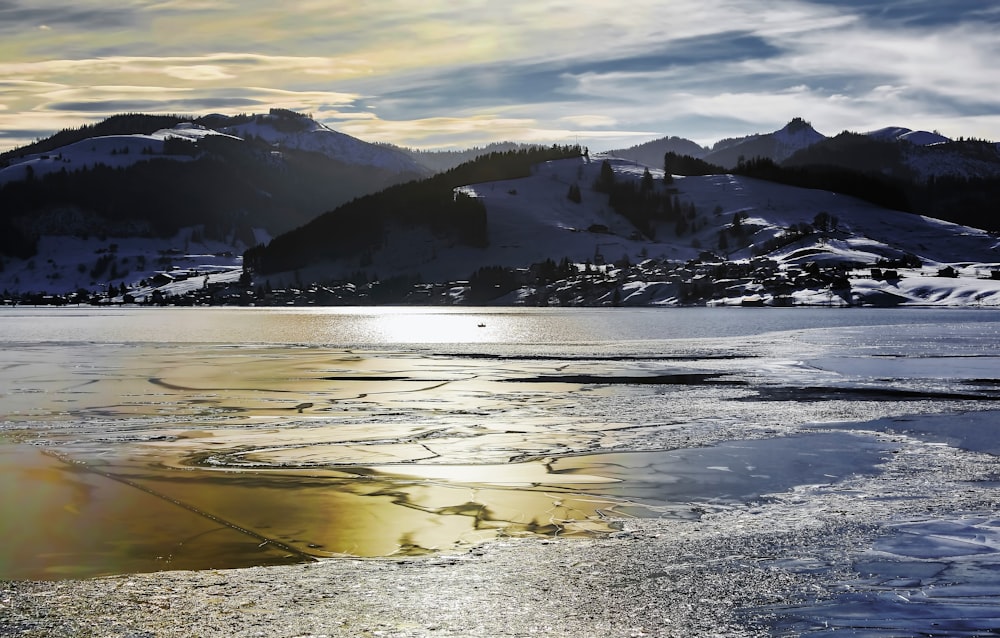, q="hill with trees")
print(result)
[244,145,583,276]
[0,110,427,260]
